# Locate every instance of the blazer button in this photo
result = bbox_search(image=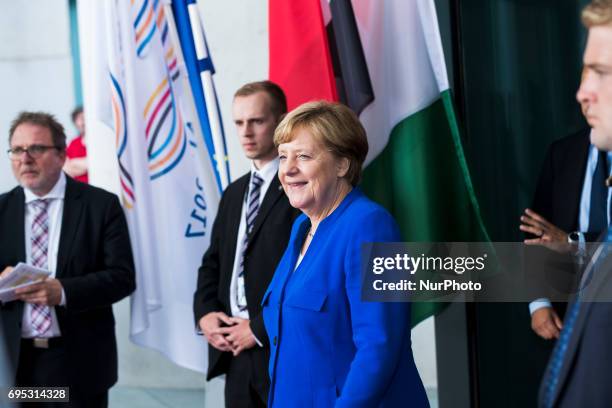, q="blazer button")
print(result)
[273,336,278,346]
